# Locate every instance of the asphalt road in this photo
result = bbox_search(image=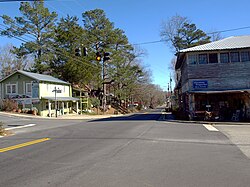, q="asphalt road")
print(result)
[1,109,250,187]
